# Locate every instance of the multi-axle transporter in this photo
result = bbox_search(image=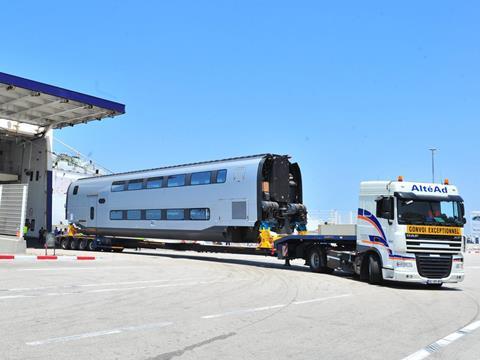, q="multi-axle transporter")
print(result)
[60,162,466,287]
